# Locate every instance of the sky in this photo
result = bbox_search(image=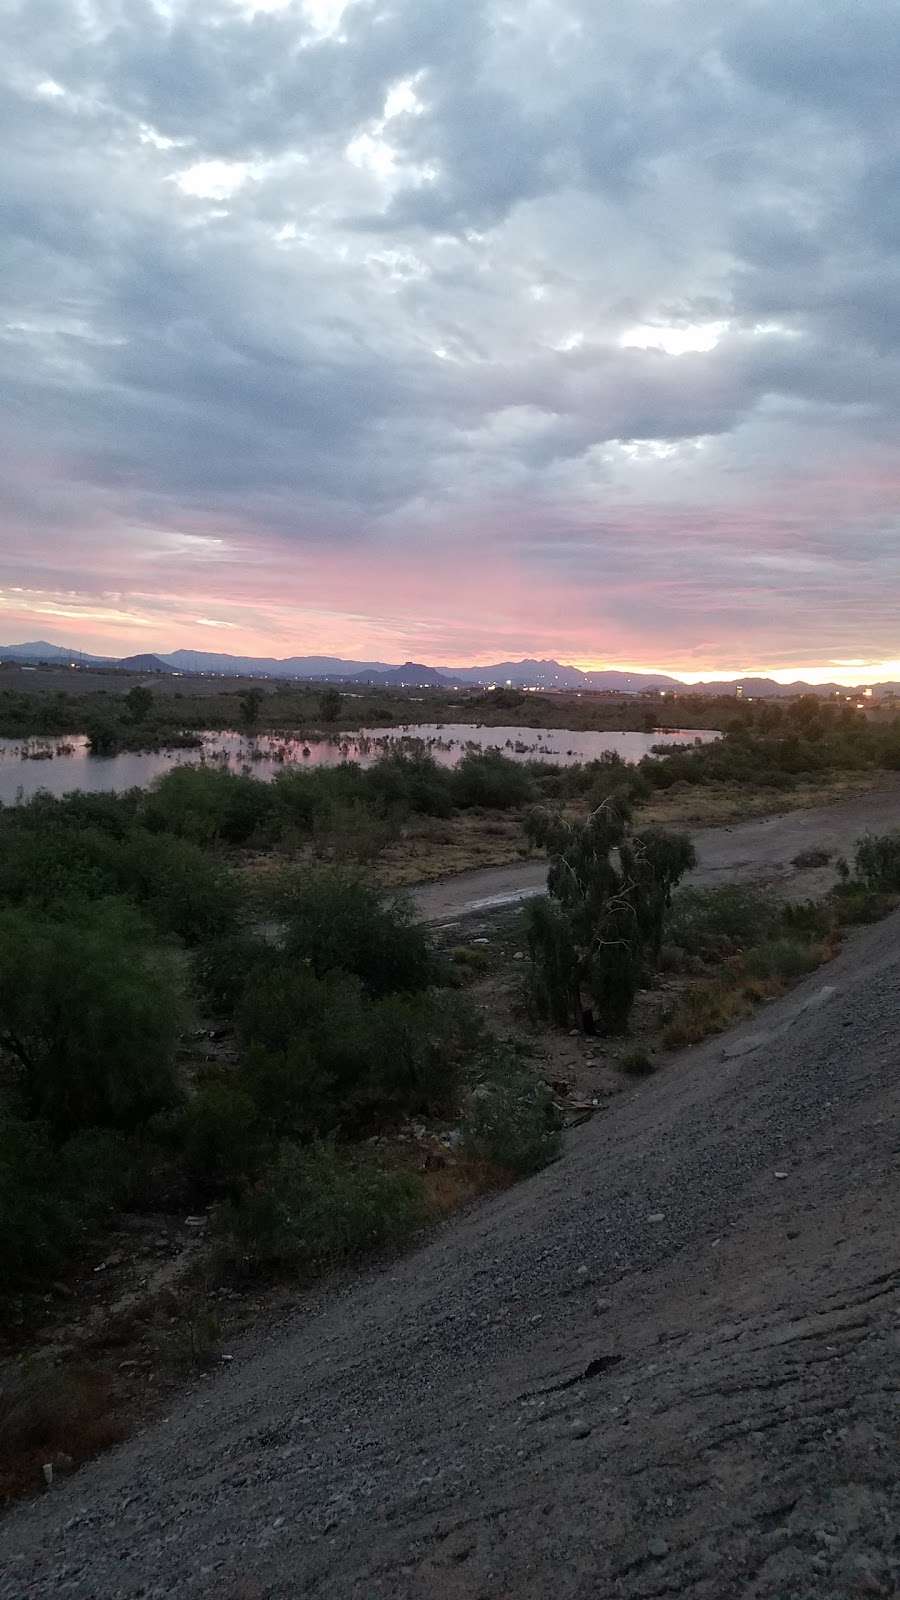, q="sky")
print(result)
[3,0,900,683]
